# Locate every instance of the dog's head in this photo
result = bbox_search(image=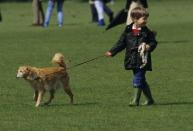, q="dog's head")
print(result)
[16,66,38,80]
